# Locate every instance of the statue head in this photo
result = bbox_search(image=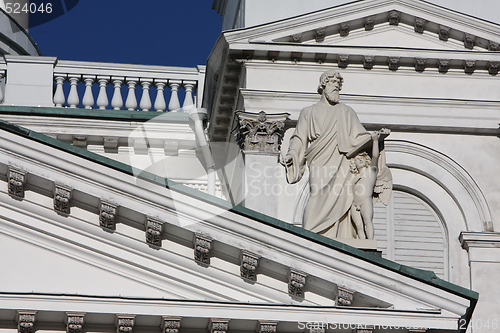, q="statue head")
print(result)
[317,70,343,105]
[349,151,371,174]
